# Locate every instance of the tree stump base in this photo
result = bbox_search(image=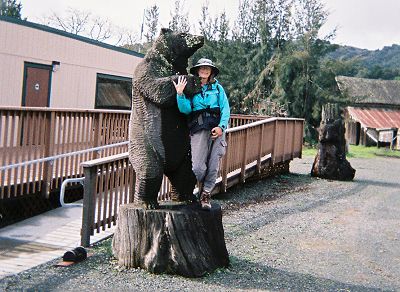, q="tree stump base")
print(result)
[112,202,229,278]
